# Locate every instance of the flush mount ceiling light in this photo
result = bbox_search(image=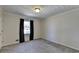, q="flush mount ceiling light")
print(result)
[34,8,40,13]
